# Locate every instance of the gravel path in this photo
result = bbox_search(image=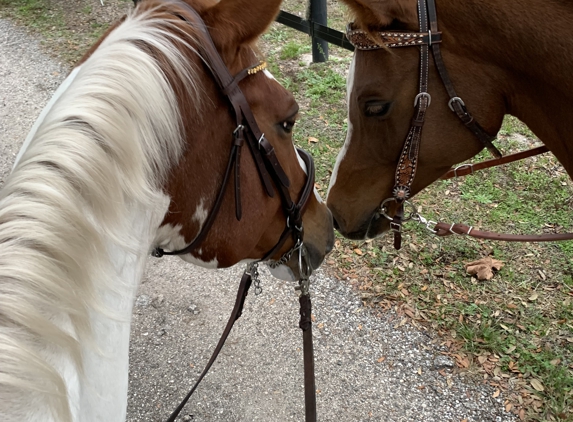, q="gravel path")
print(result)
[0,18,518,422]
